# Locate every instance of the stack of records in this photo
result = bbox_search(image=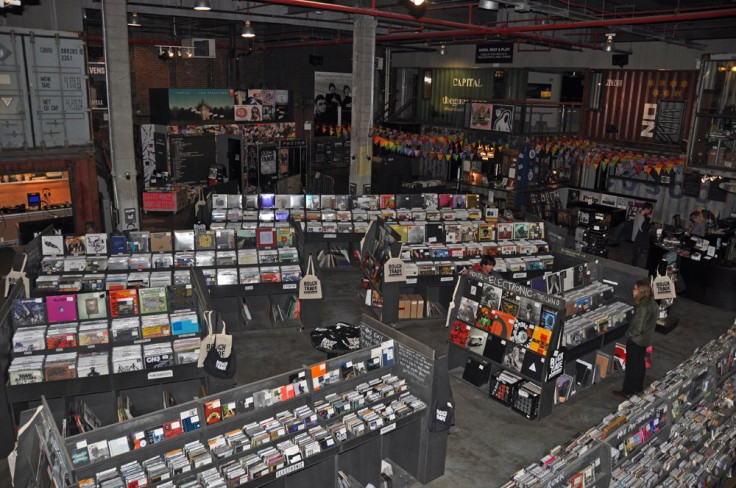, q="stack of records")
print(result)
[77,352,109,377]
[44,352,78,381]
[12,326,46,353]
[111,317,140,342]
[112,345,143,373]
[512,381,542,419]
[143,343,174,369]
[489,370,522,406]
[8,356,44,385]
